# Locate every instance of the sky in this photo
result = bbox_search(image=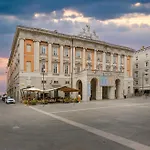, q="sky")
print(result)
[0,0,150,94]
